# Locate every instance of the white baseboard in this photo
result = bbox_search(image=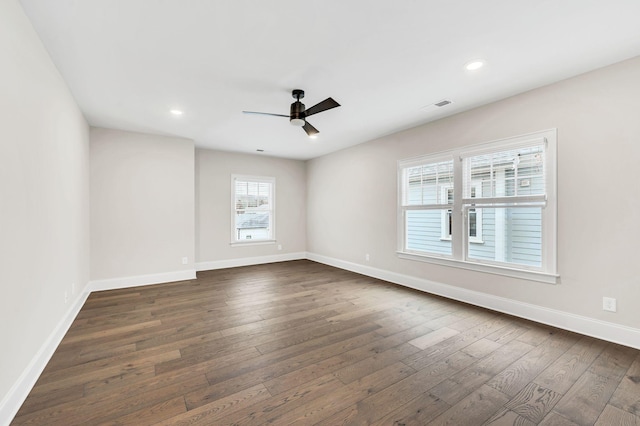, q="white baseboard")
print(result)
[306,252,640,350]
[88,269,196,292]
[0,289,90,426]
[196,252,306,271]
